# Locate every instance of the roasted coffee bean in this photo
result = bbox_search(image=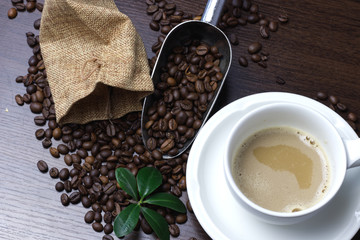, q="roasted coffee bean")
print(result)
[161,25,171,34]
[34,18,41,30]
[248,42,262,54]
[55,181,64,192]
[229,33,239,45]
[42,138,52,148]
[50,147,60,158]
[35,128,45,140]
[92,222,104,232]
[84,210,95,224]
[329,95,339,105]
[61,193,70,206]
[81,196,92,208]
[15,94,24,106]
[196,45,209,56]
[165,214,175,224]
[26,1,36,12]
[348,112,358,122]
[30,102,42,113]
[269,21,278,32]
[36,3,44,12]
[259,25,270,38]
[147,4,158,14]
[336,103,347,112]
[169,224,180,237]
[57,144,69,155]
[251,54,261,63]
[247,14,259,23]
[69,192,81,204]
[316,92,328,100]
[242,0,251,11]
[59,168,70,181]
[37,160,48,173]
[146,137,157,150]
[8,8,17,19]
[141,218,153,234]
[238,56,248,67]
[103,223,113,234]
[102,235,114,240]
[278,14,289,23]
[176,213,187,224]
[150,20,160,31]
[49,167,59,178]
